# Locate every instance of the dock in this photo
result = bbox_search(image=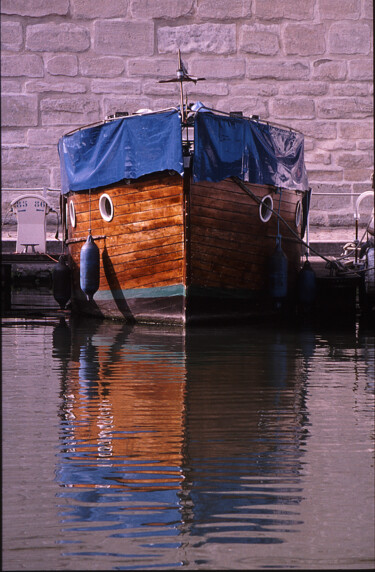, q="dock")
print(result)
[1,227,373,323]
